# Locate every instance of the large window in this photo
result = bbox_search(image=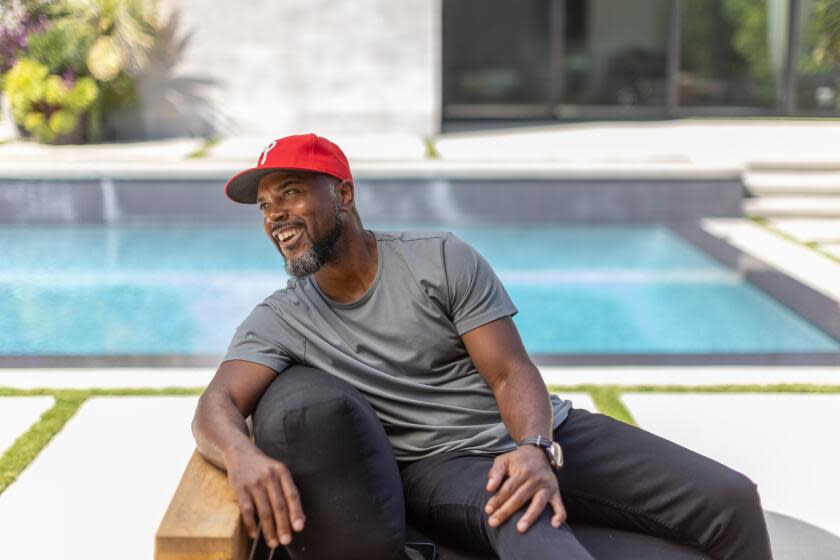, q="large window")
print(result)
[556,0,670,117]
[796,0,840,114]
[680,0,783,112]
[443,0,552,118]
[442,0,840,124]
